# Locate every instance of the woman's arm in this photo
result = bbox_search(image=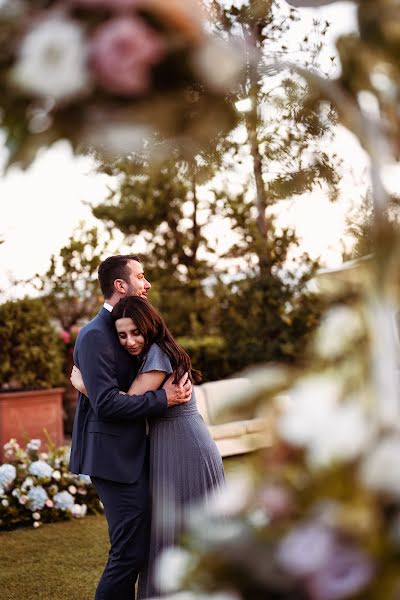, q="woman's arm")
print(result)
[128,371,167,395]
[70,365,166,397]
[70,365,88,395]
